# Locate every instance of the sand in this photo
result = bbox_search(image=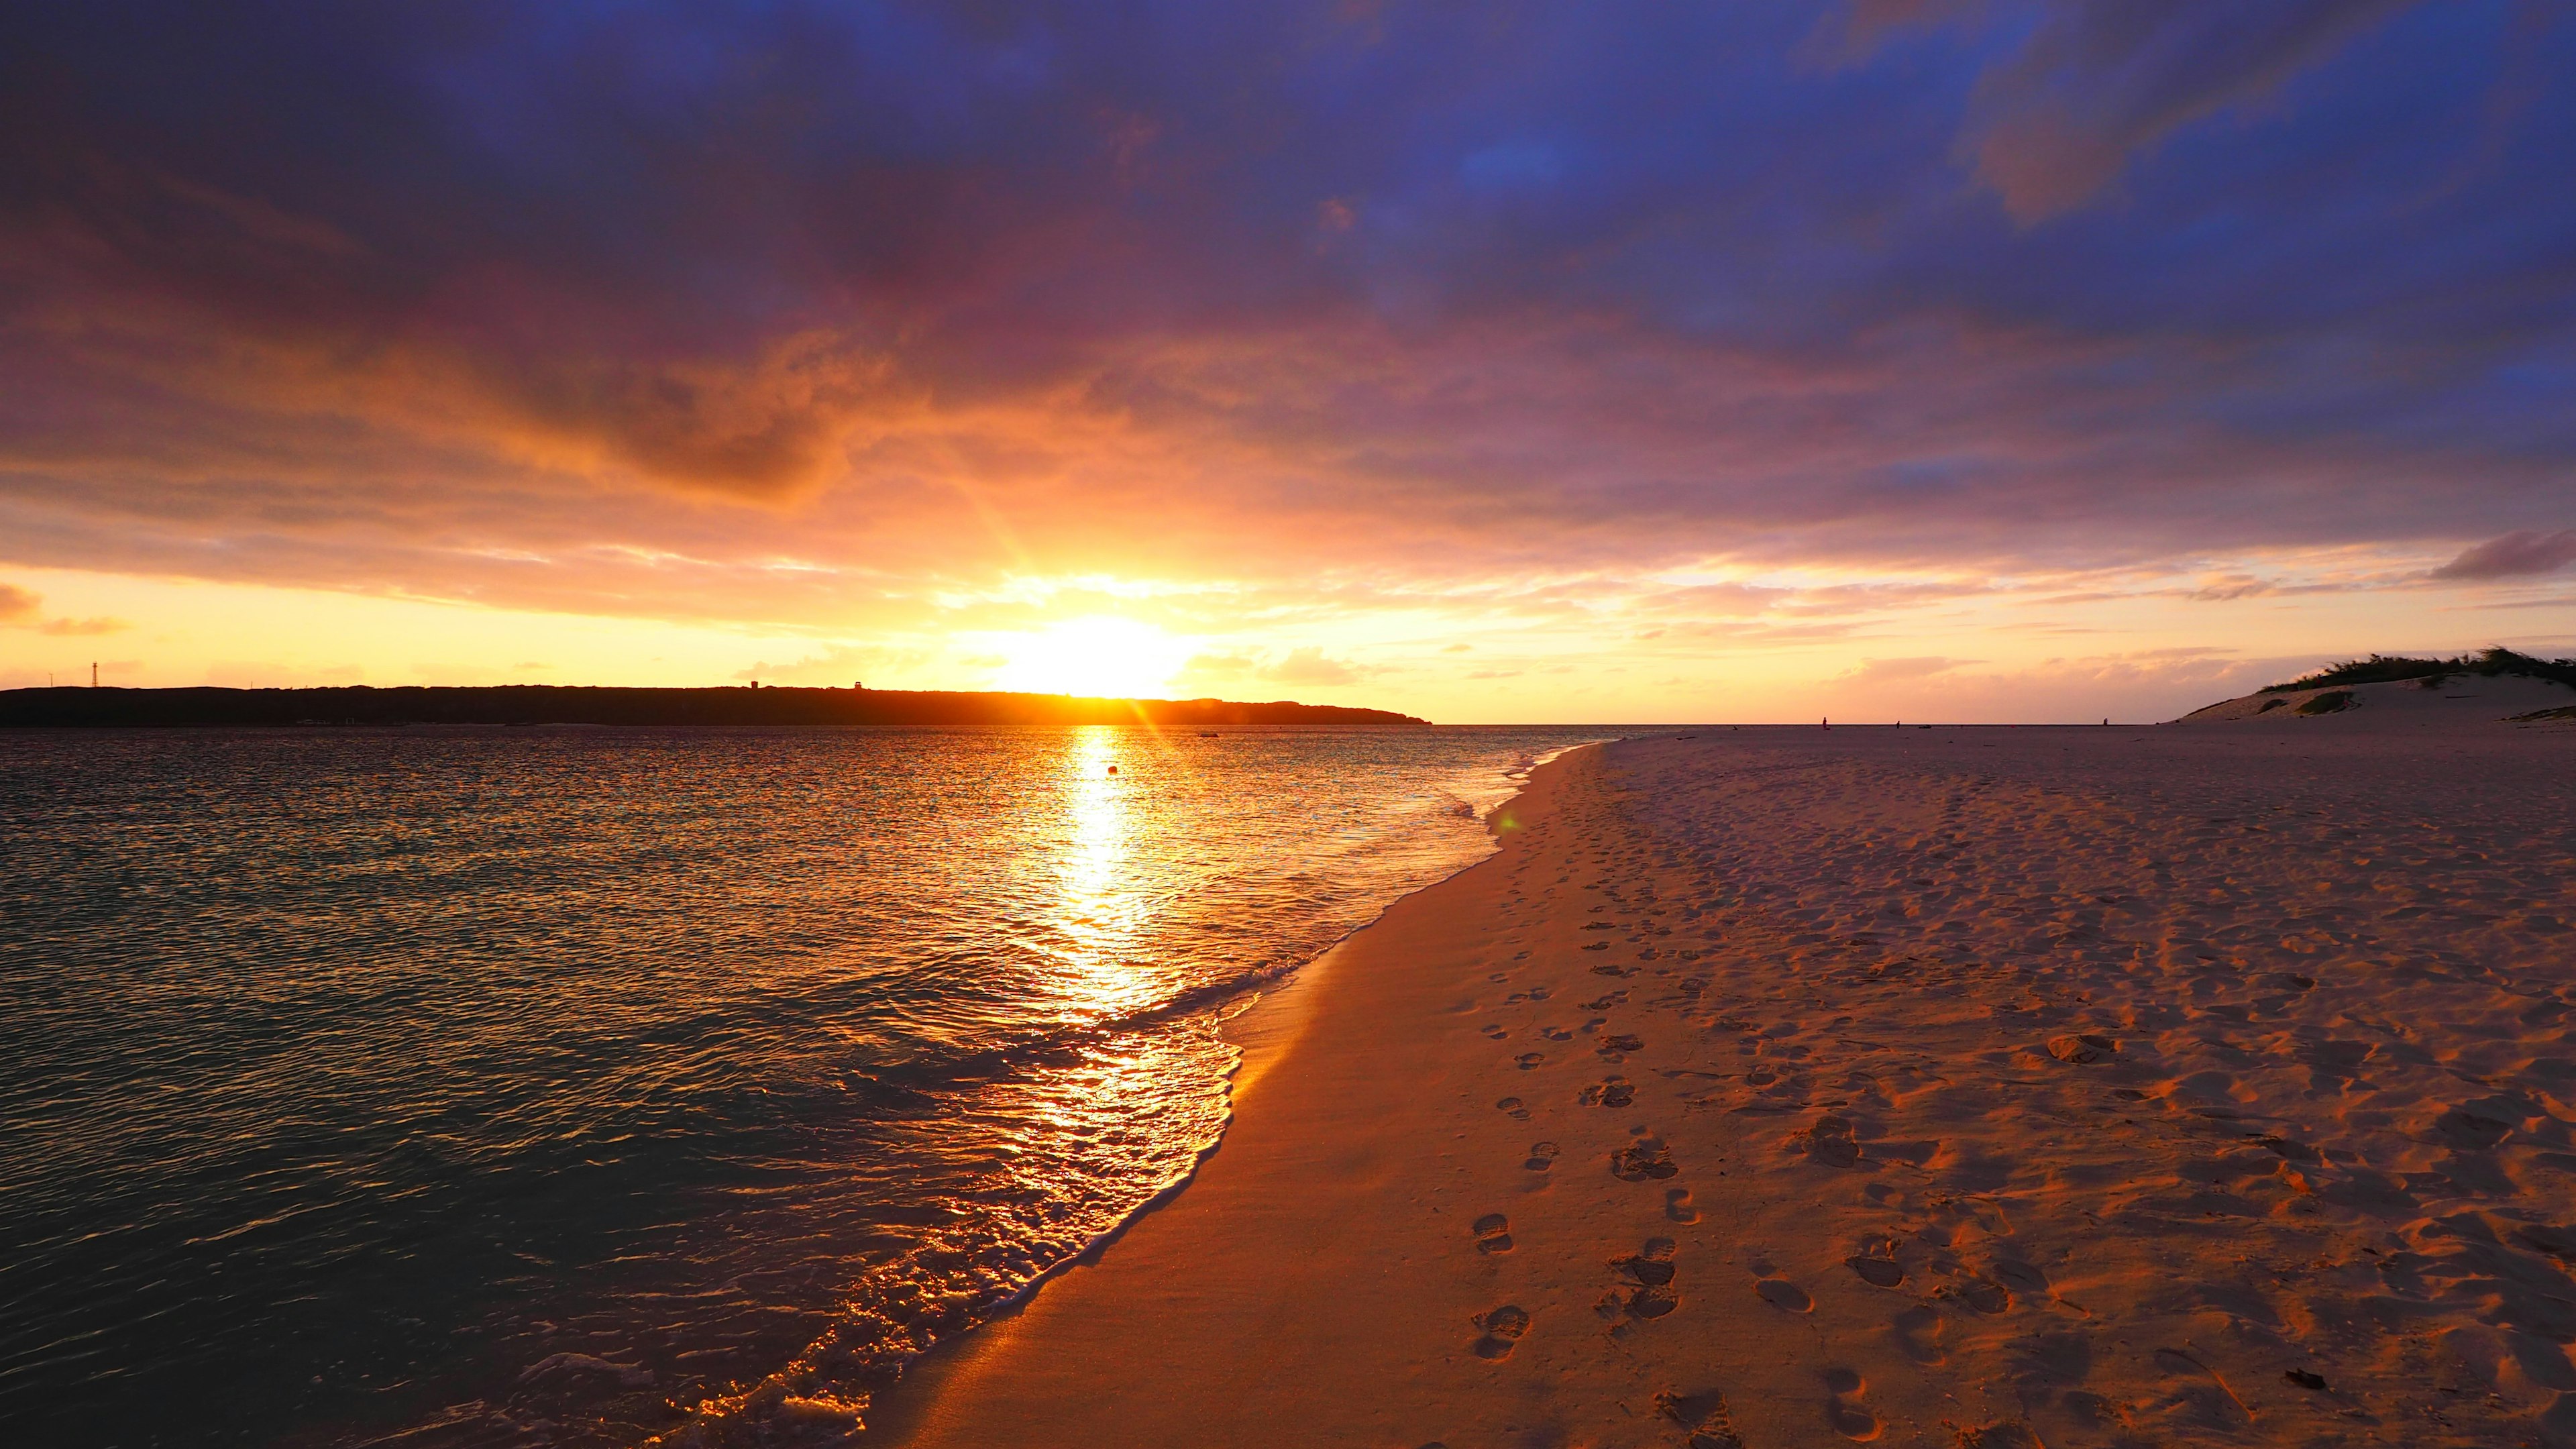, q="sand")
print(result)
[866,690,2576,1448]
